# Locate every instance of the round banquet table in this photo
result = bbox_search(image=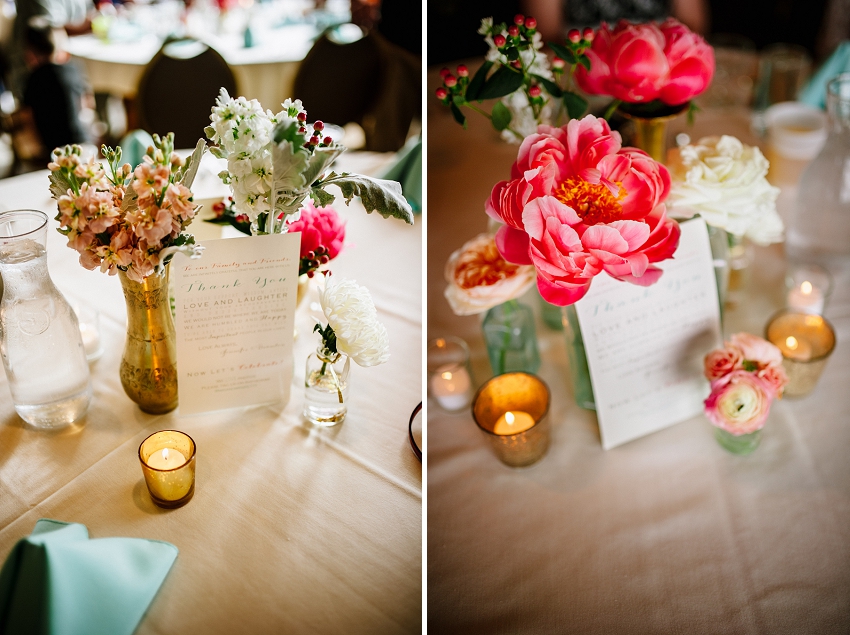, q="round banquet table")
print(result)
[427,64,850,633]
[0,150,422,633]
